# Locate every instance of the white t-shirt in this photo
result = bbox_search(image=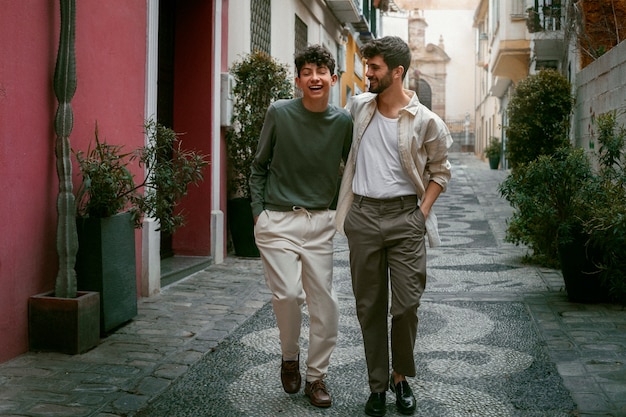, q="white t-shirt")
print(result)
[353,109,416,198]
